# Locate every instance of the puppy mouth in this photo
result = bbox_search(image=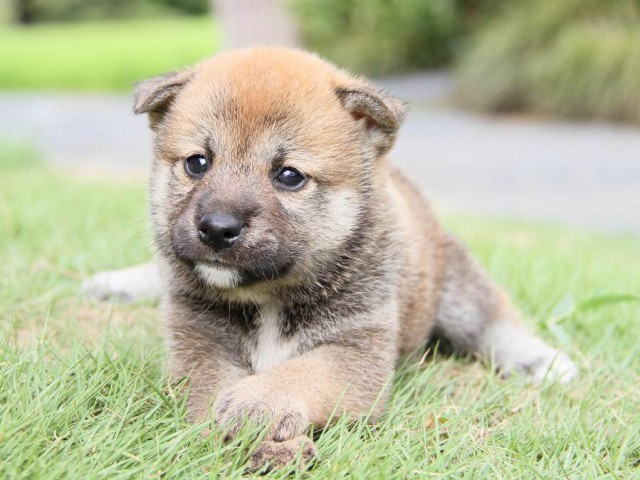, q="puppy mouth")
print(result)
[171,236,239,269]
[194,262,242,289]
[197,258,235,268]
[171,231,297,289]
[194,260,295,289]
